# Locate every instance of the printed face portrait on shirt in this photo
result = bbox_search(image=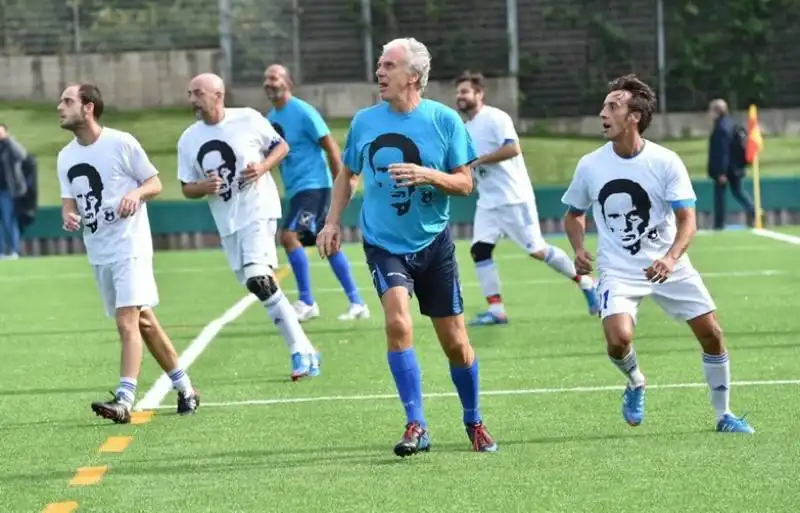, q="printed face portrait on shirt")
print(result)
[367,133,422,217]
[598,178,652,255]
[197,139,238,202]
[67,163,104,233]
